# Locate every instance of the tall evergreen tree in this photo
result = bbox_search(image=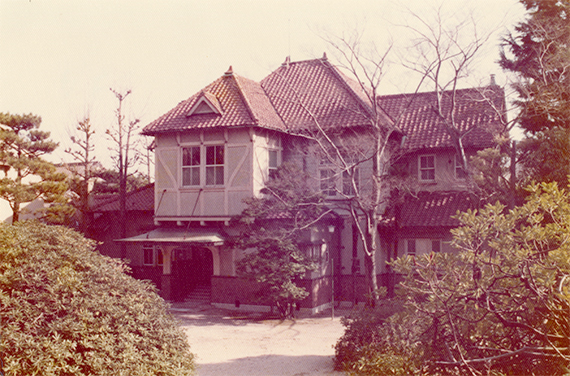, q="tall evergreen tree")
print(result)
[0,113,70,223]
[500,0,570,184]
